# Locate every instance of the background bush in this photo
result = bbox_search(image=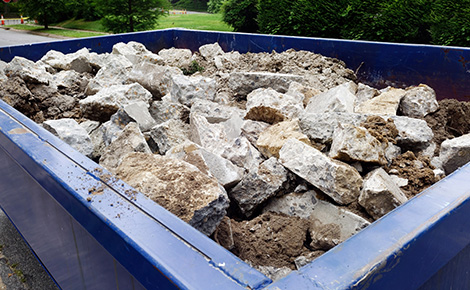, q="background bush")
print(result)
[207,0,224,13]
[221,0,258,32]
